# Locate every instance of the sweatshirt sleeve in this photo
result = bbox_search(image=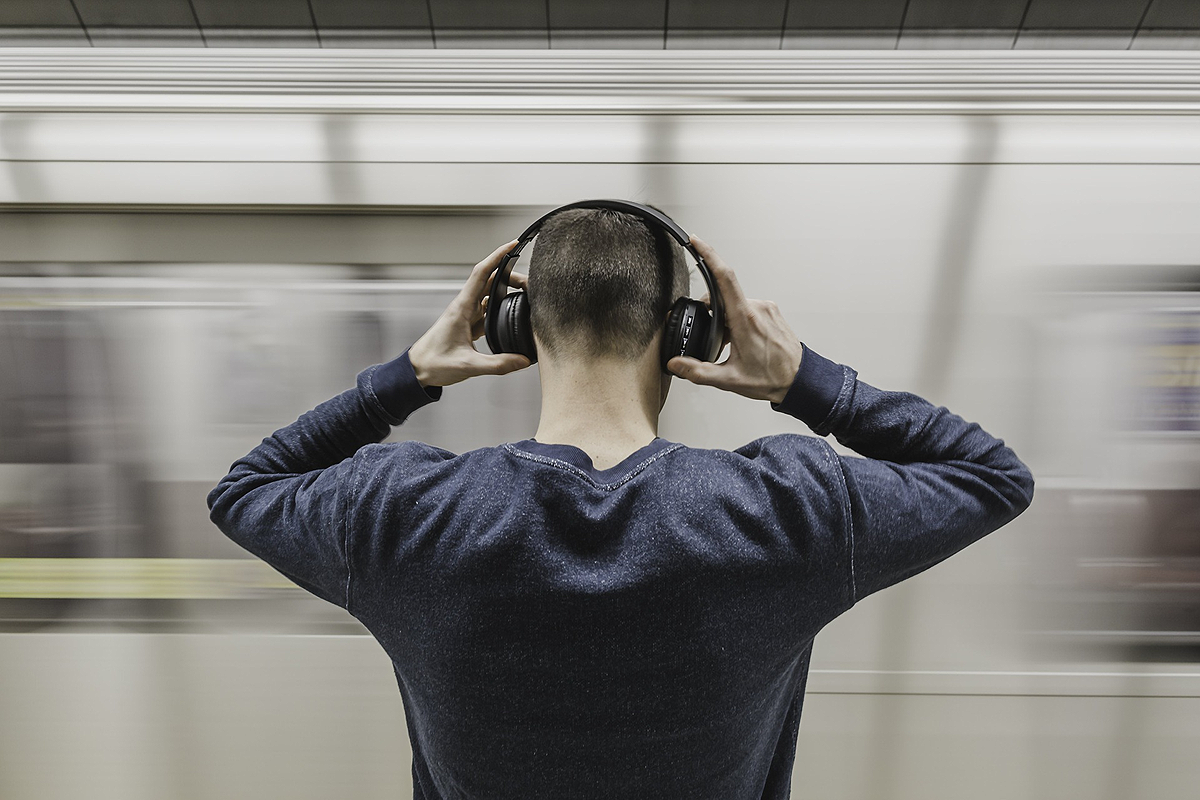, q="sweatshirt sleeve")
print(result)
[206,348,441,611]
[772,344,1035,605]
